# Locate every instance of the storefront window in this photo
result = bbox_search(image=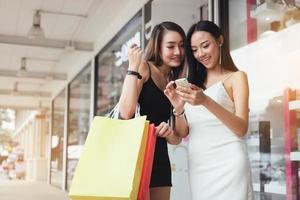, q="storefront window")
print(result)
[51,89,65,188]
[96,13,142,116]
[229,0,300,50]
[200,3,208,21]
[283,88,300,200]
[229,0,300,199]
[66,63,91,190]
